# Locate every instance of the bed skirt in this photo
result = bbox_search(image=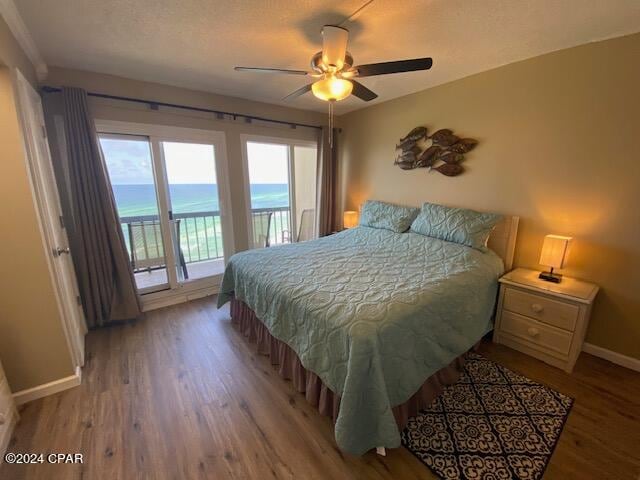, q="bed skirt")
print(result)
[230,297,468,433]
